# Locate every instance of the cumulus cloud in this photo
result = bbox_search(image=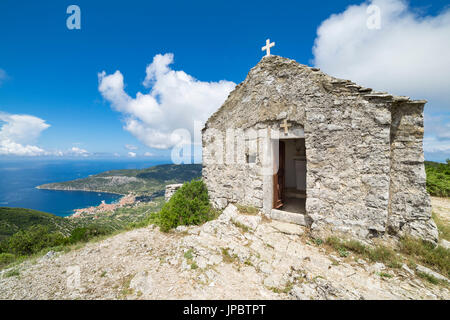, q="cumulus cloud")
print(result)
[423,114,450,160]
[313,0,450,160]
[68,147,89,157]
[144,152,154,157]
[313,0,450,104]
[98,53,236,149]
[125,144,138,150]
[0,112,50,156]
[128,152,137,158]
